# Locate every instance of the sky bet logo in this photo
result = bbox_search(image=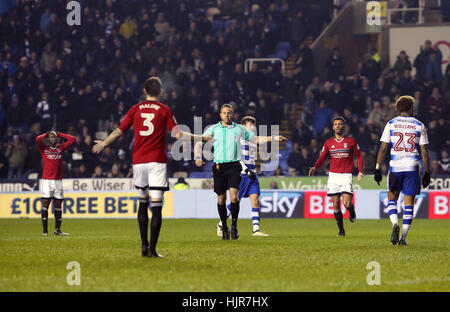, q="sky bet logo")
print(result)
[260,191,304,218]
